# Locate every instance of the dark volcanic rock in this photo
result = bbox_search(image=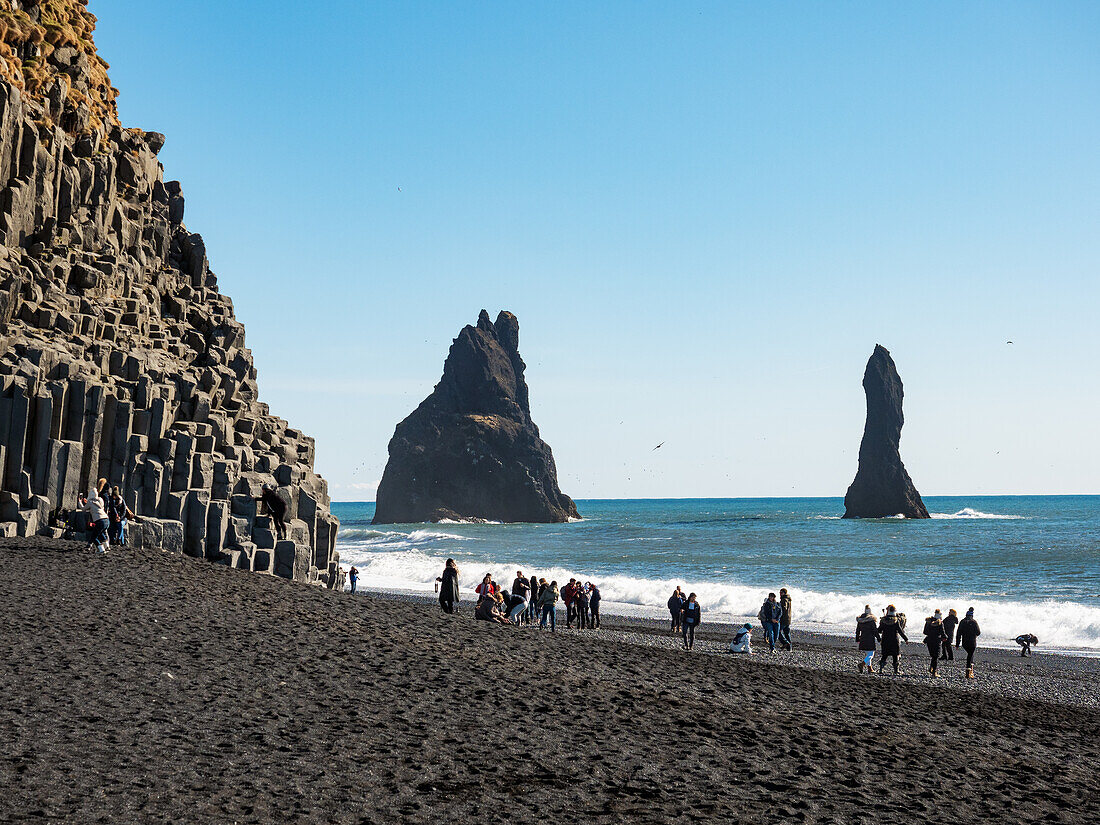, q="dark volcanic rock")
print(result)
[373,310,579,524]
[843,345,930,519]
